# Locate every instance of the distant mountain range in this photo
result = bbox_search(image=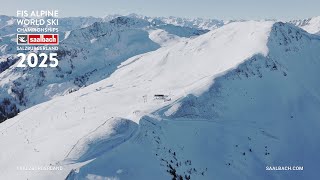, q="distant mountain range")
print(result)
[289,16,320,35]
